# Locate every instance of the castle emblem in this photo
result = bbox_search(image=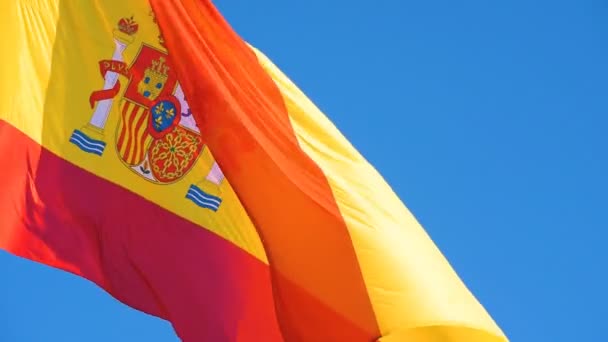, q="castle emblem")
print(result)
[69,16,223,211]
